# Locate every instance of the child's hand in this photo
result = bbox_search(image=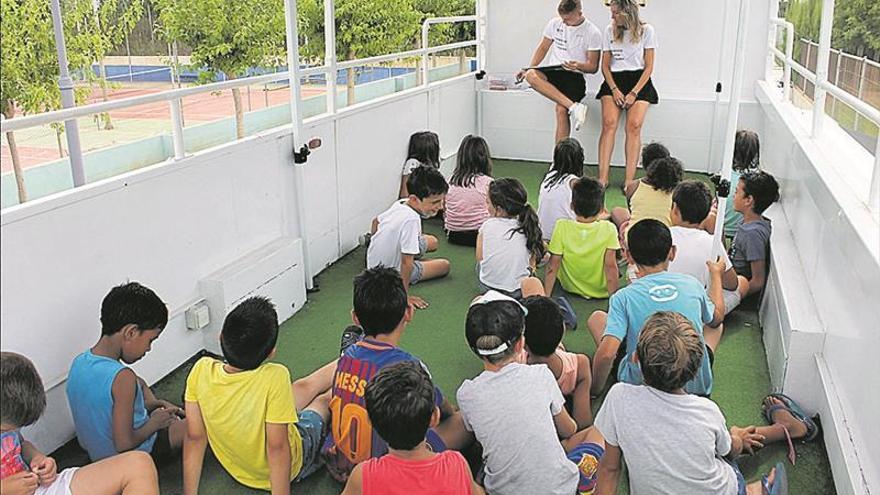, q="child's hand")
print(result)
[408,295,429,310]
[29,454,57,485]
[706,255,726,275]
[2,471,39,495]
[731,426,765,455]
[147,406,180,430]
[155,399,186,418]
